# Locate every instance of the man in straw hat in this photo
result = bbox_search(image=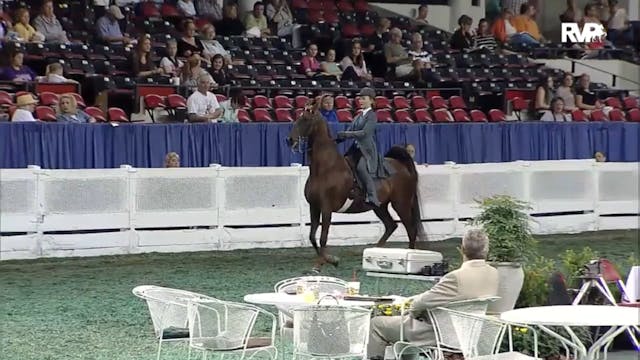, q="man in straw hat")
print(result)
[337,87,384,207]
[12,93,38,122]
